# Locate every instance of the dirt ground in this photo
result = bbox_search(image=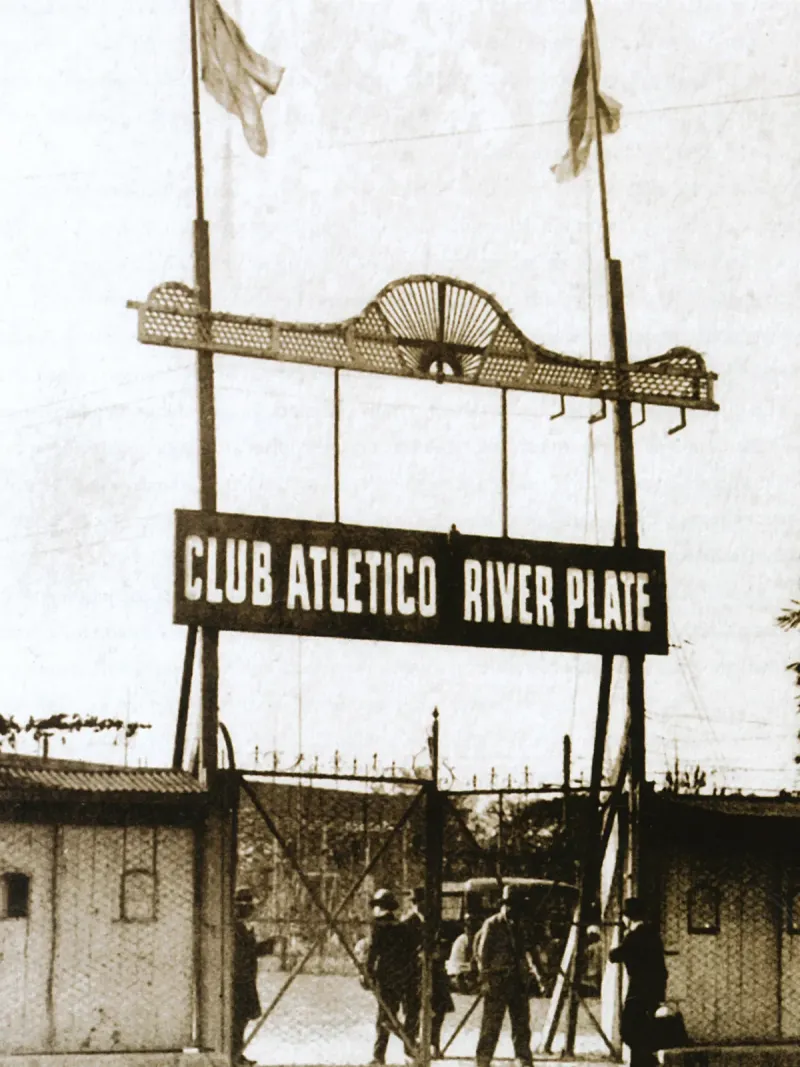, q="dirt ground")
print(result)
[247,972,611,1065]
